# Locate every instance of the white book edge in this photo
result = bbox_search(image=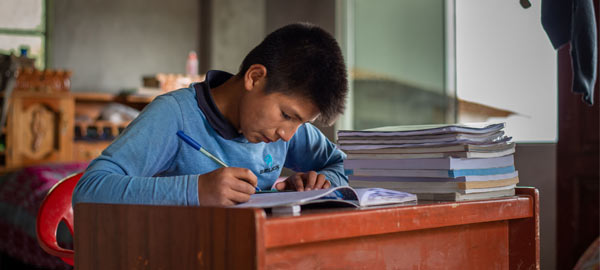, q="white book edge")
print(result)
[338,131,505,142]
[347,166,515,178]
[338,132,506,145]
[416,189,516,201]
[352,184,517,194]
[339,138,512,151]
[344,155,514,170]
[346,148,516,159]
[349,176,518,190]
[338,122,505,137]
[348,171,519,182]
